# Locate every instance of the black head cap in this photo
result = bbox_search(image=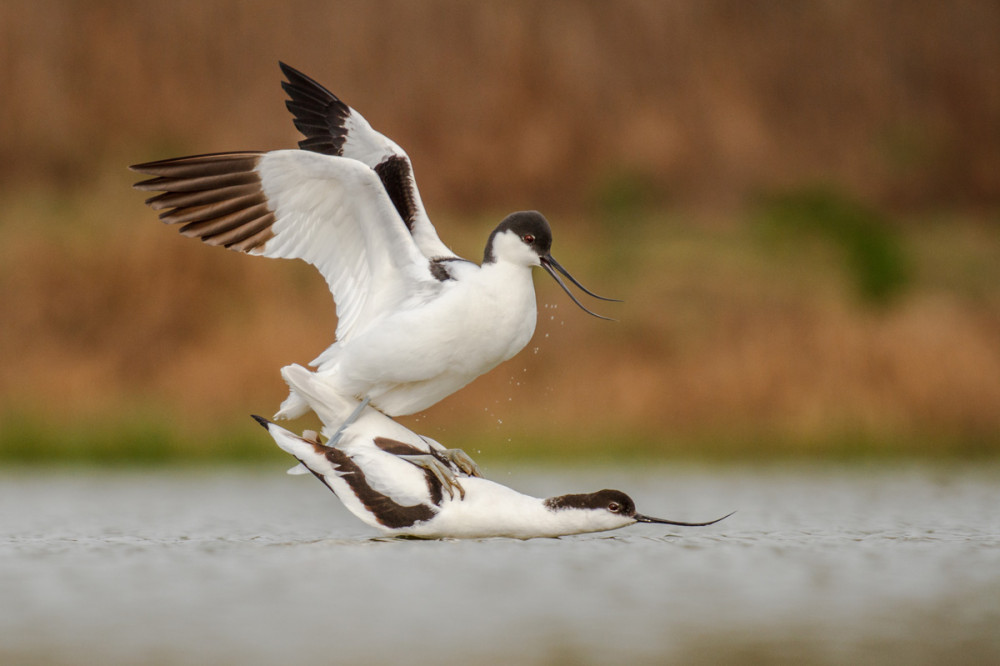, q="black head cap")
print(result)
[543,489,637,517]
[483,210,552,263]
